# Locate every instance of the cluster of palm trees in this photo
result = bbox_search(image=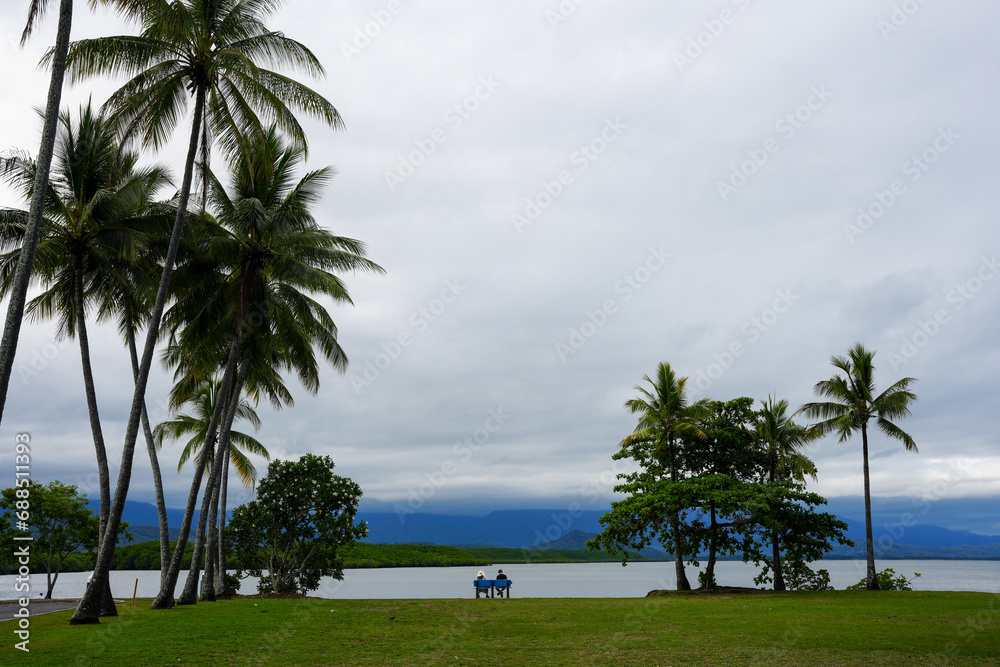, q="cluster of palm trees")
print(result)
[0,0,381,624]
[623,343,917,592]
